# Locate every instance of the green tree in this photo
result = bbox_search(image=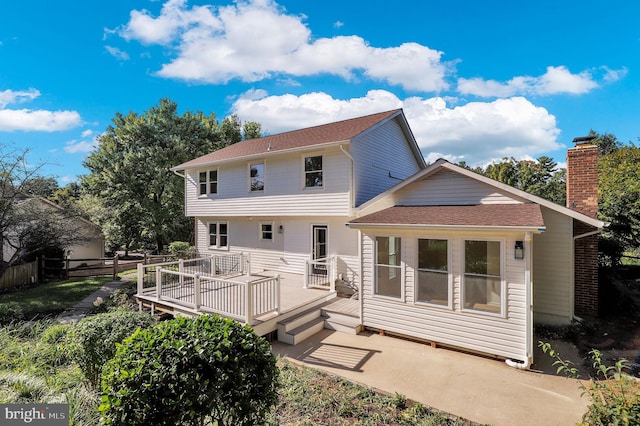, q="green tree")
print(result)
[589,129,623,155]
[82,99,230,254]
[21,176,59,198]
[598,144,640,260]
